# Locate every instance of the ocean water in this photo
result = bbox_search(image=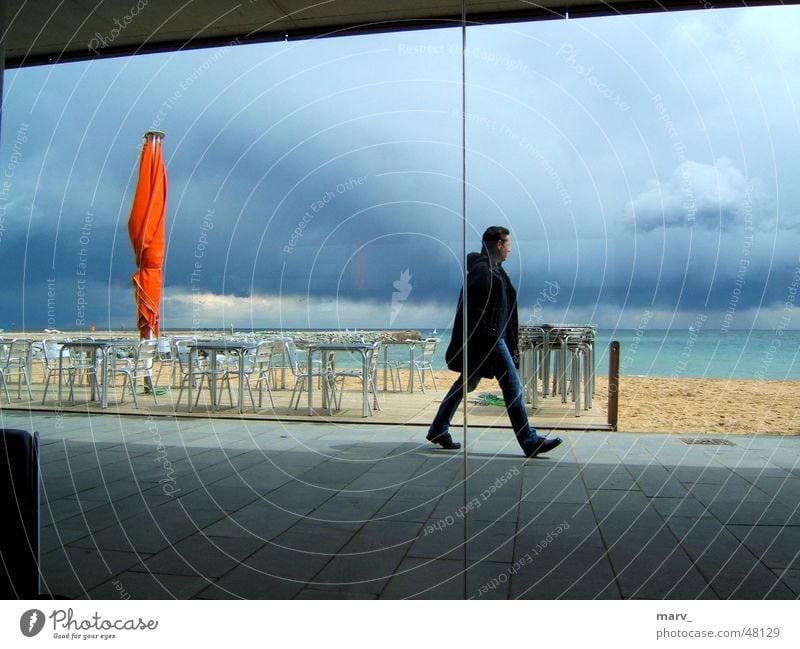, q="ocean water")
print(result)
[594,329,800,381]
[160,327,800,380]
[416,328,800,381]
